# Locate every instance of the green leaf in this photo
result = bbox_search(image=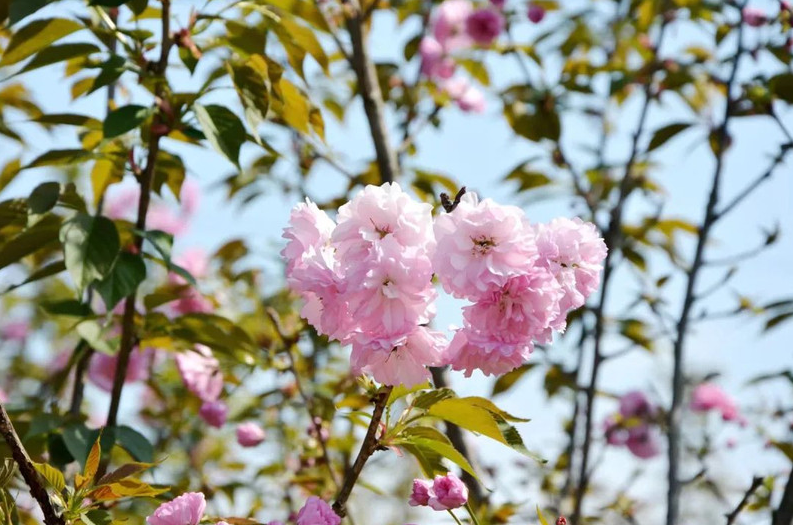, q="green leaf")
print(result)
[274,17,329,74]
[230,55,271,136]
[8,0,56,24]
[2,259,66,293]
[27,181,61,214]
[16,43,101,75]
[770,74,793,104]
[396,426,479,480]
[59,213,121,292]
[492,363,536,396]
[1,18,84,66]
[41,299,92,317]
[33,462,65,492]
[95,252,147,310]
[0,459,16,488]
[113,426,153,462]
[427,397,541,461]
[413,388,456,410]
[277,79,310,134]
[96,462,153,486]
[647,122,693,152]
[82,510,113,525]
[91,143,127,206]
[0,214,62,270]
[34,113,102,129]
[88,55,127,95]
[75,320,119,355]
[103,105,151,138]
[25,149,93,168]
[62,424,108,470]
[194,104,246,167]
